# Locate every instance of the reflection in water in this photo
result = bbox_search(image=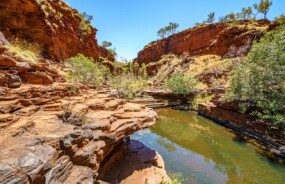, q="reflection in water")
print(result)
[132,109,285,184]
[157,137,177,152]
